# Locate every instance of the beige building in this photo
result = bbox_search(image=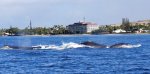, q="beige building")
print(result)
[110,20,150,26]
[67,22,99,34]
[131,20,150,26]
